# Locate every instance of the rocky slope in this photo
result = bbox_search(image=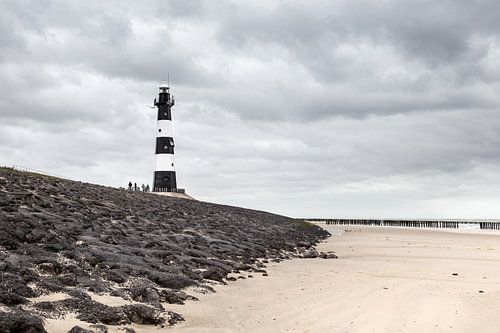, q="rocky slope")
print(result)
[0,168,329,332]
